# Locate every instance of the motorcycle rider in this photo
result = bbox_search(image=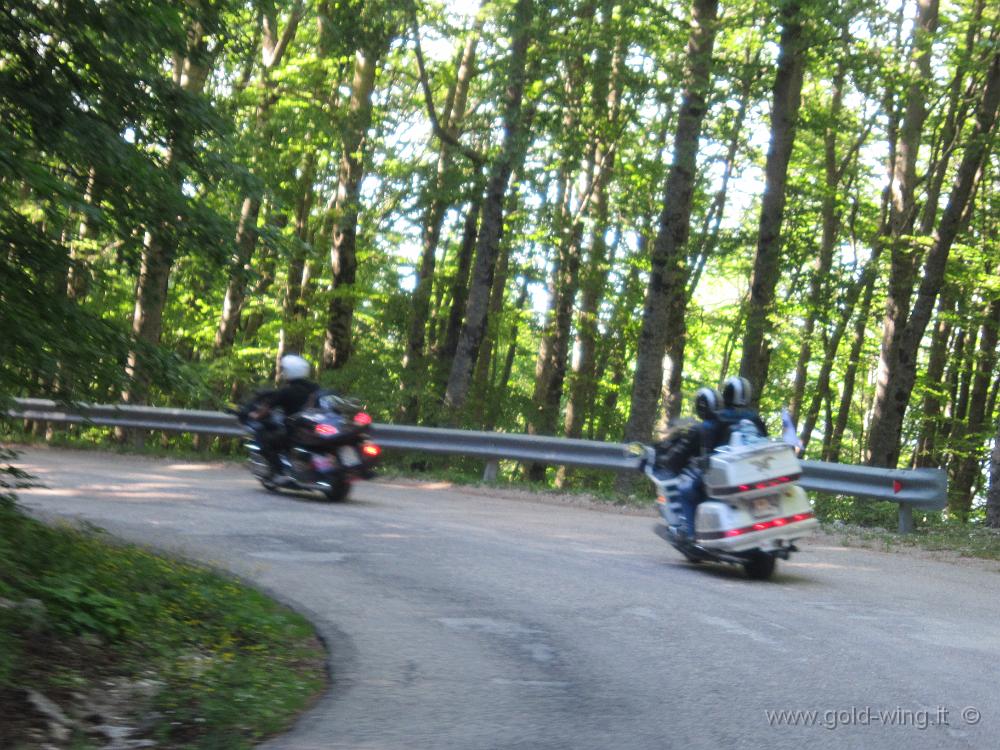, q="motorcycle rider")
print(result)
[717,376,768,441]
[652,387,724,540]
[250,354,320,481]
